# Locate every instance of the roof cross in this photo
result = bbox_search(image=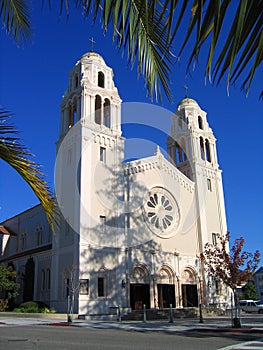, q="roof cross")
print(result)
[89,37,96,52]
